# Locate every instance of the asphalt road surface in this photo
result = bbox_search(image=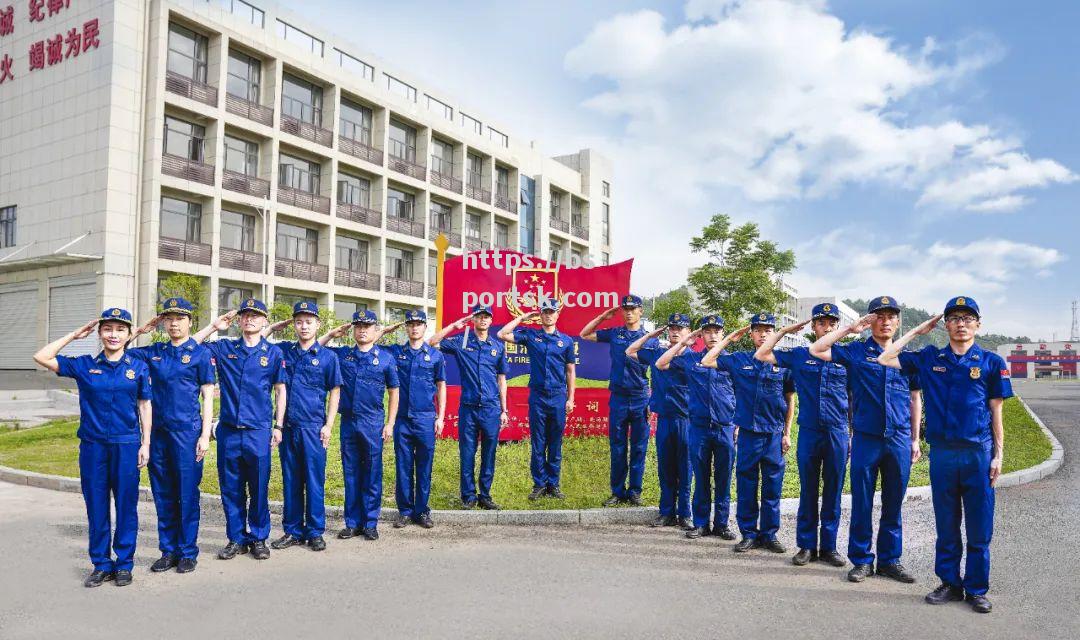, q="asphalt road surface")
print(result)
[0,379,1075,639]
